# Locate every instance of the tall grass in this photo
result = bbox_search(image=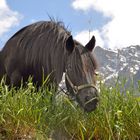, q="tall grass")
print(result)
[0,79,140,139]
